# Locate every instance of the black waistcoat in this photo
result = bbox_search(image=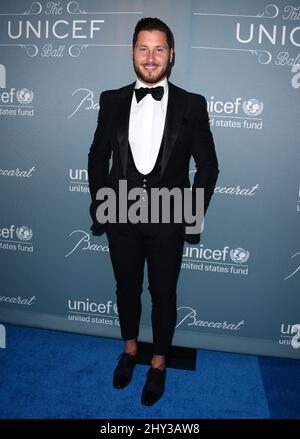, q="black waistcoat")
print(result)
[126,140,164,191]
